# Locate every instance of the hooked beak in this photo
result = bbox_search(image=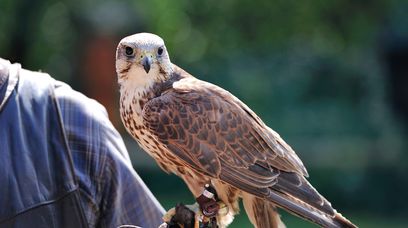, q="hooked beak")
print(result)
[142,56,152,73]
